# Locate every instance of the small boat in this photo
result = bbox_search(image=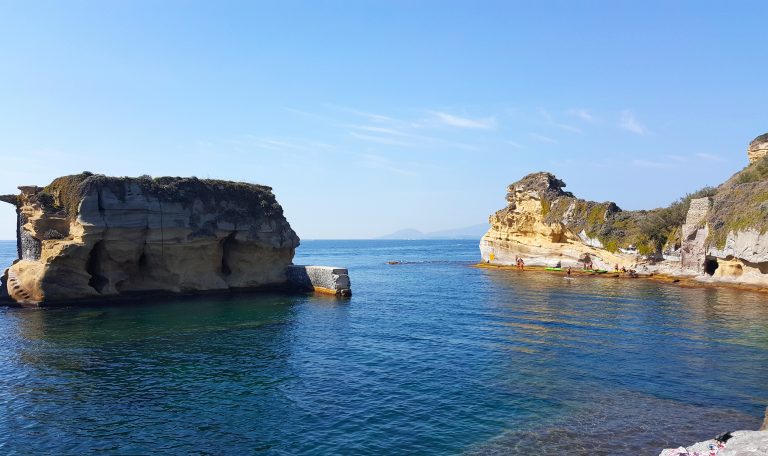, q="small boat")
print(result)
[545,267,562,271]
